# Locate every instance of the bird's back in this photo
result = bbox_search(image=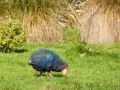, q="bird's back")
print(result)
[29,49,60,69]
